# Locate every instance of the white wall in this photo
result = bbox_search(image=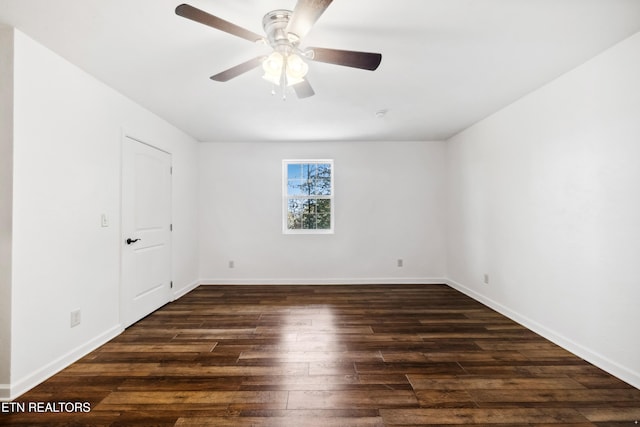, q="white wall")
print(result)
[199,141,446,284]
[6,30,199,399]
[0,26,14,392]
[446,32,640,388]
